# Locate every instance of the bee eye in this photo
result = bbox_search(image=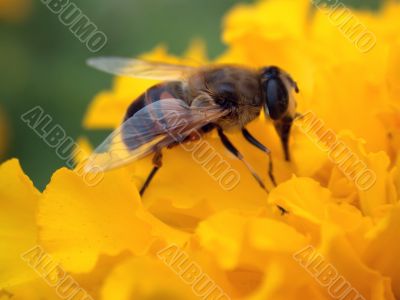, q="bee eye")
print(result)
[264,78,289,120]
